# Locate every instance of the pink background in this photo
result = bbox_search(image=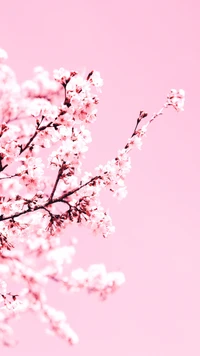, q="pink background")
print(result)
[1,0,200,355]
